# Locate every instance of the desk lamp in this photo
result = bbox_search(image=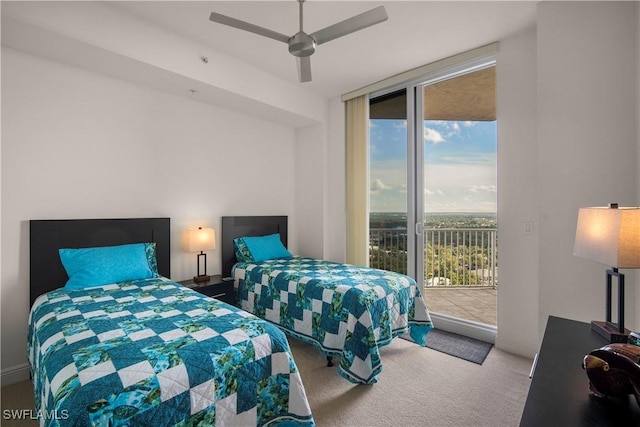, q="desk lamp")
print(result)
[574,204,640,342]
